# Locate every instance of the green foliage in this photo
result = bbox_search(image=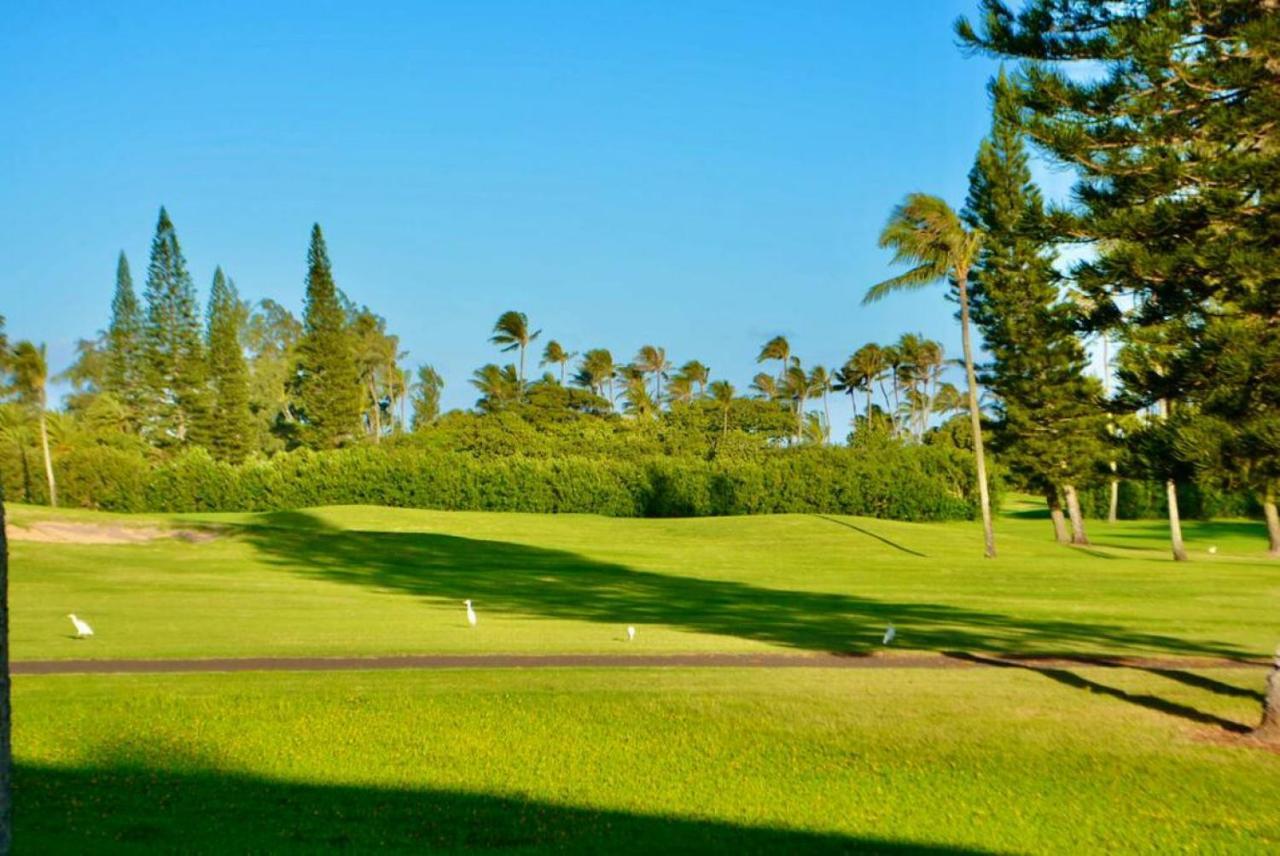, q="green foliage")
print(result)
[204,268,253,462]
[964,74,1110,501]
[410,364,444,429]
[39,437,982,521]
[141,208,209,446]
[104,251,145,421]
[293,224,361,448]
